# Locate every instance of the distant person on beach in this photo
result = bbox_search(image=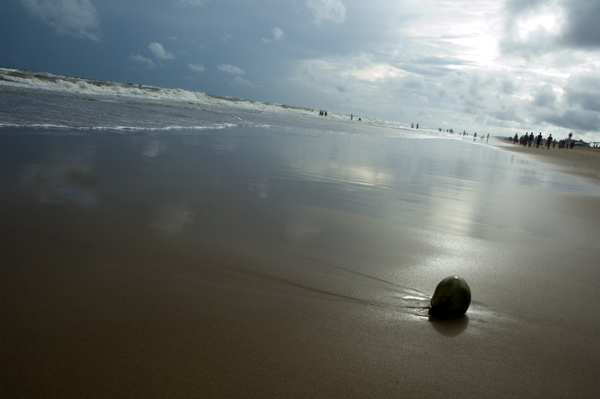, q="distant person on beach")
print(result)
[536,133,542,148]
[528,132,534,147]
[411,123,414,128]
[351,114,353,120]
[513,133,518,143]
[546,135,552,149]
[416,123,419,129]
